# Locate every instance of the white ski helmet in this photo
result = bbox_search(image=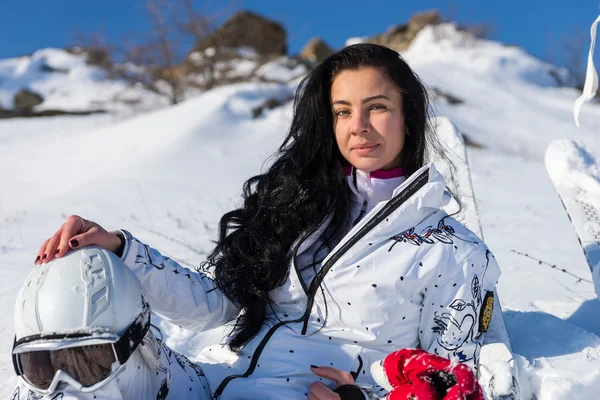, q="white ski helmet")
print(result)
[14,245,145,343]
[12,246,152,394]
